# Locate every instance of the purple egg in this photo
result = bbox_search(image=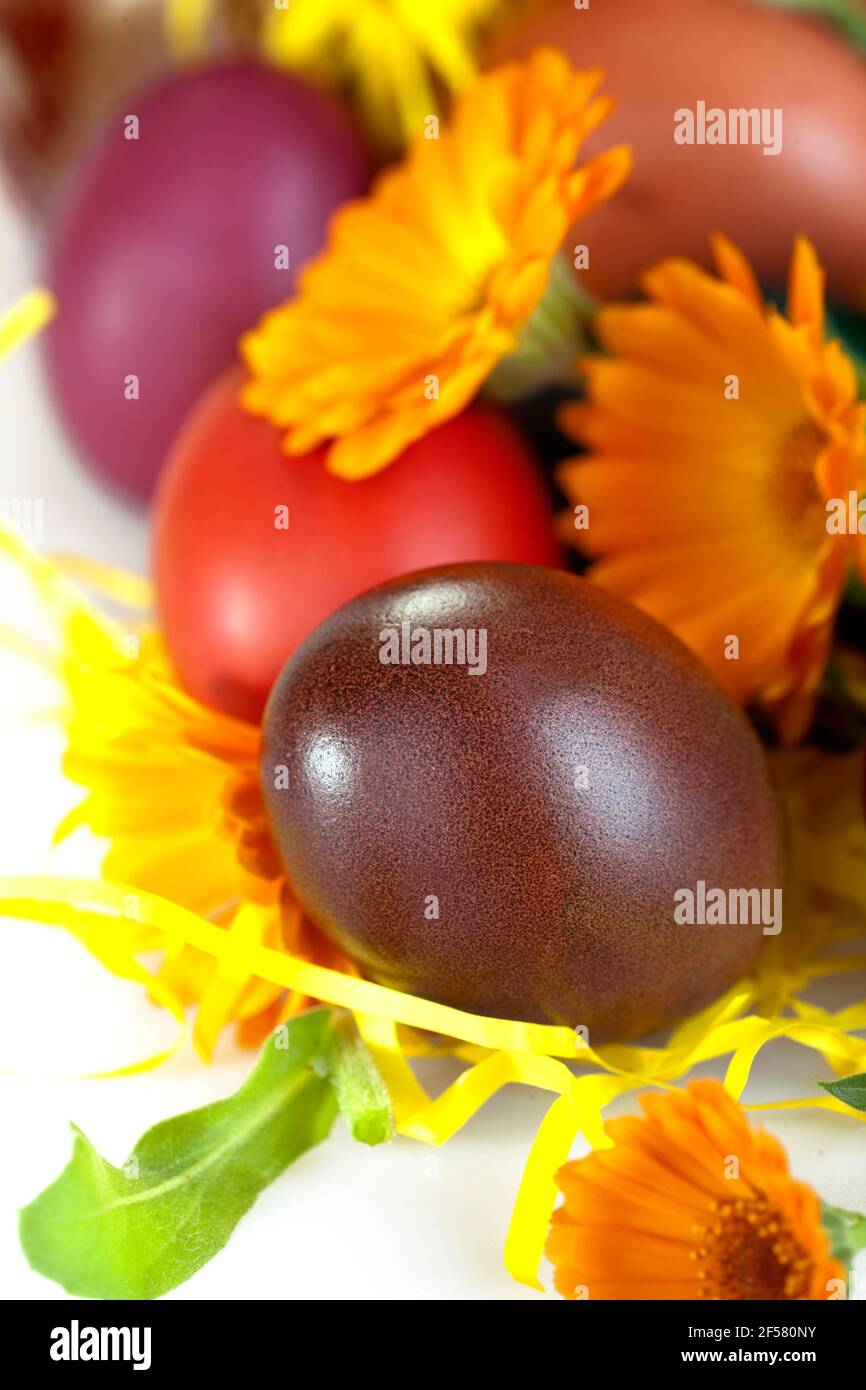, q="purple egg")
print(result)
[42,62,369,500]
